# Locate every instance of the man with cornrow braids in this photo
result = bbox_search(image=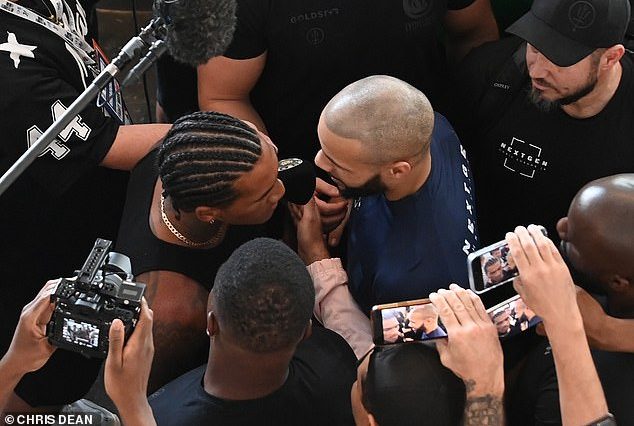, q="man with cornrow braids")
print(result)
[116,111,286,392]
